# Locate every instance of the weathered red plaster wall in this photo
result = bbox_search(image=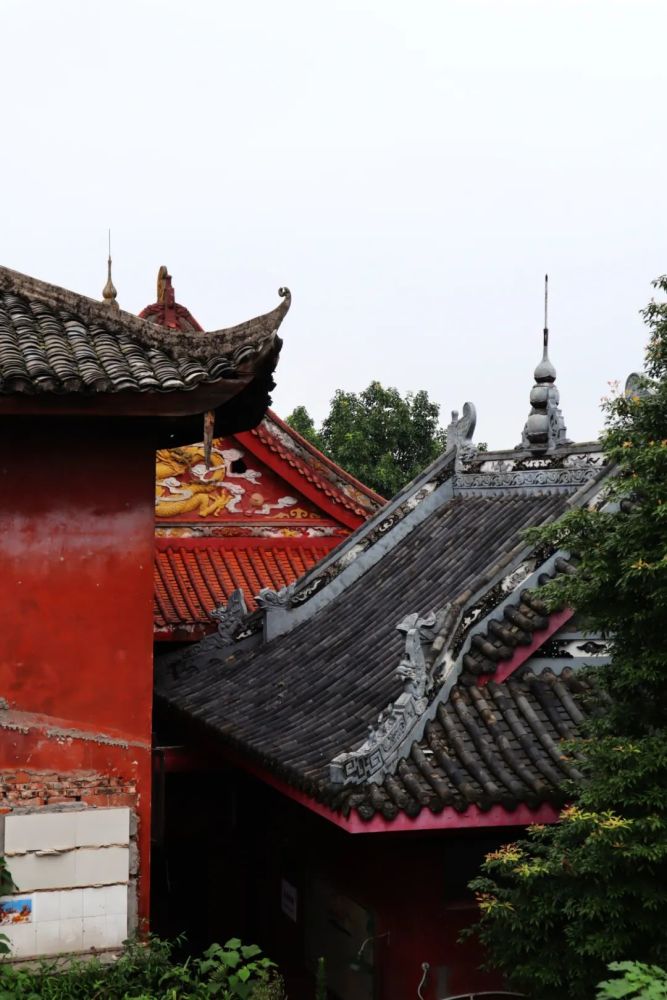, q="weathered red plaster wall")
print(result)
[154,767,509,999]
[0,420,155,920]
[306,829,505,1000]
